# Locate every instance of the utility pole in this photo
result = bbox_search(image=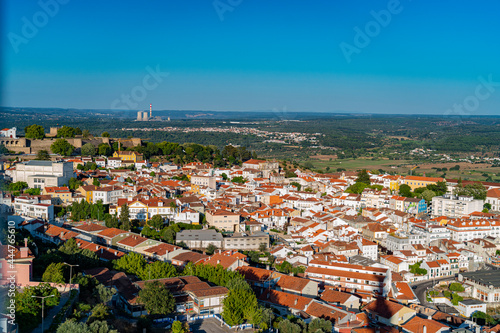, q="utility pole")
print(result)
[32,294,55,333]
[62,262,79,285]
